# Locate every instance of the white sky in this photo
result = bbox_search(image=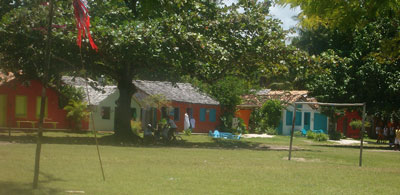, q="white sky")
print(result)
[222,0,301,31]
